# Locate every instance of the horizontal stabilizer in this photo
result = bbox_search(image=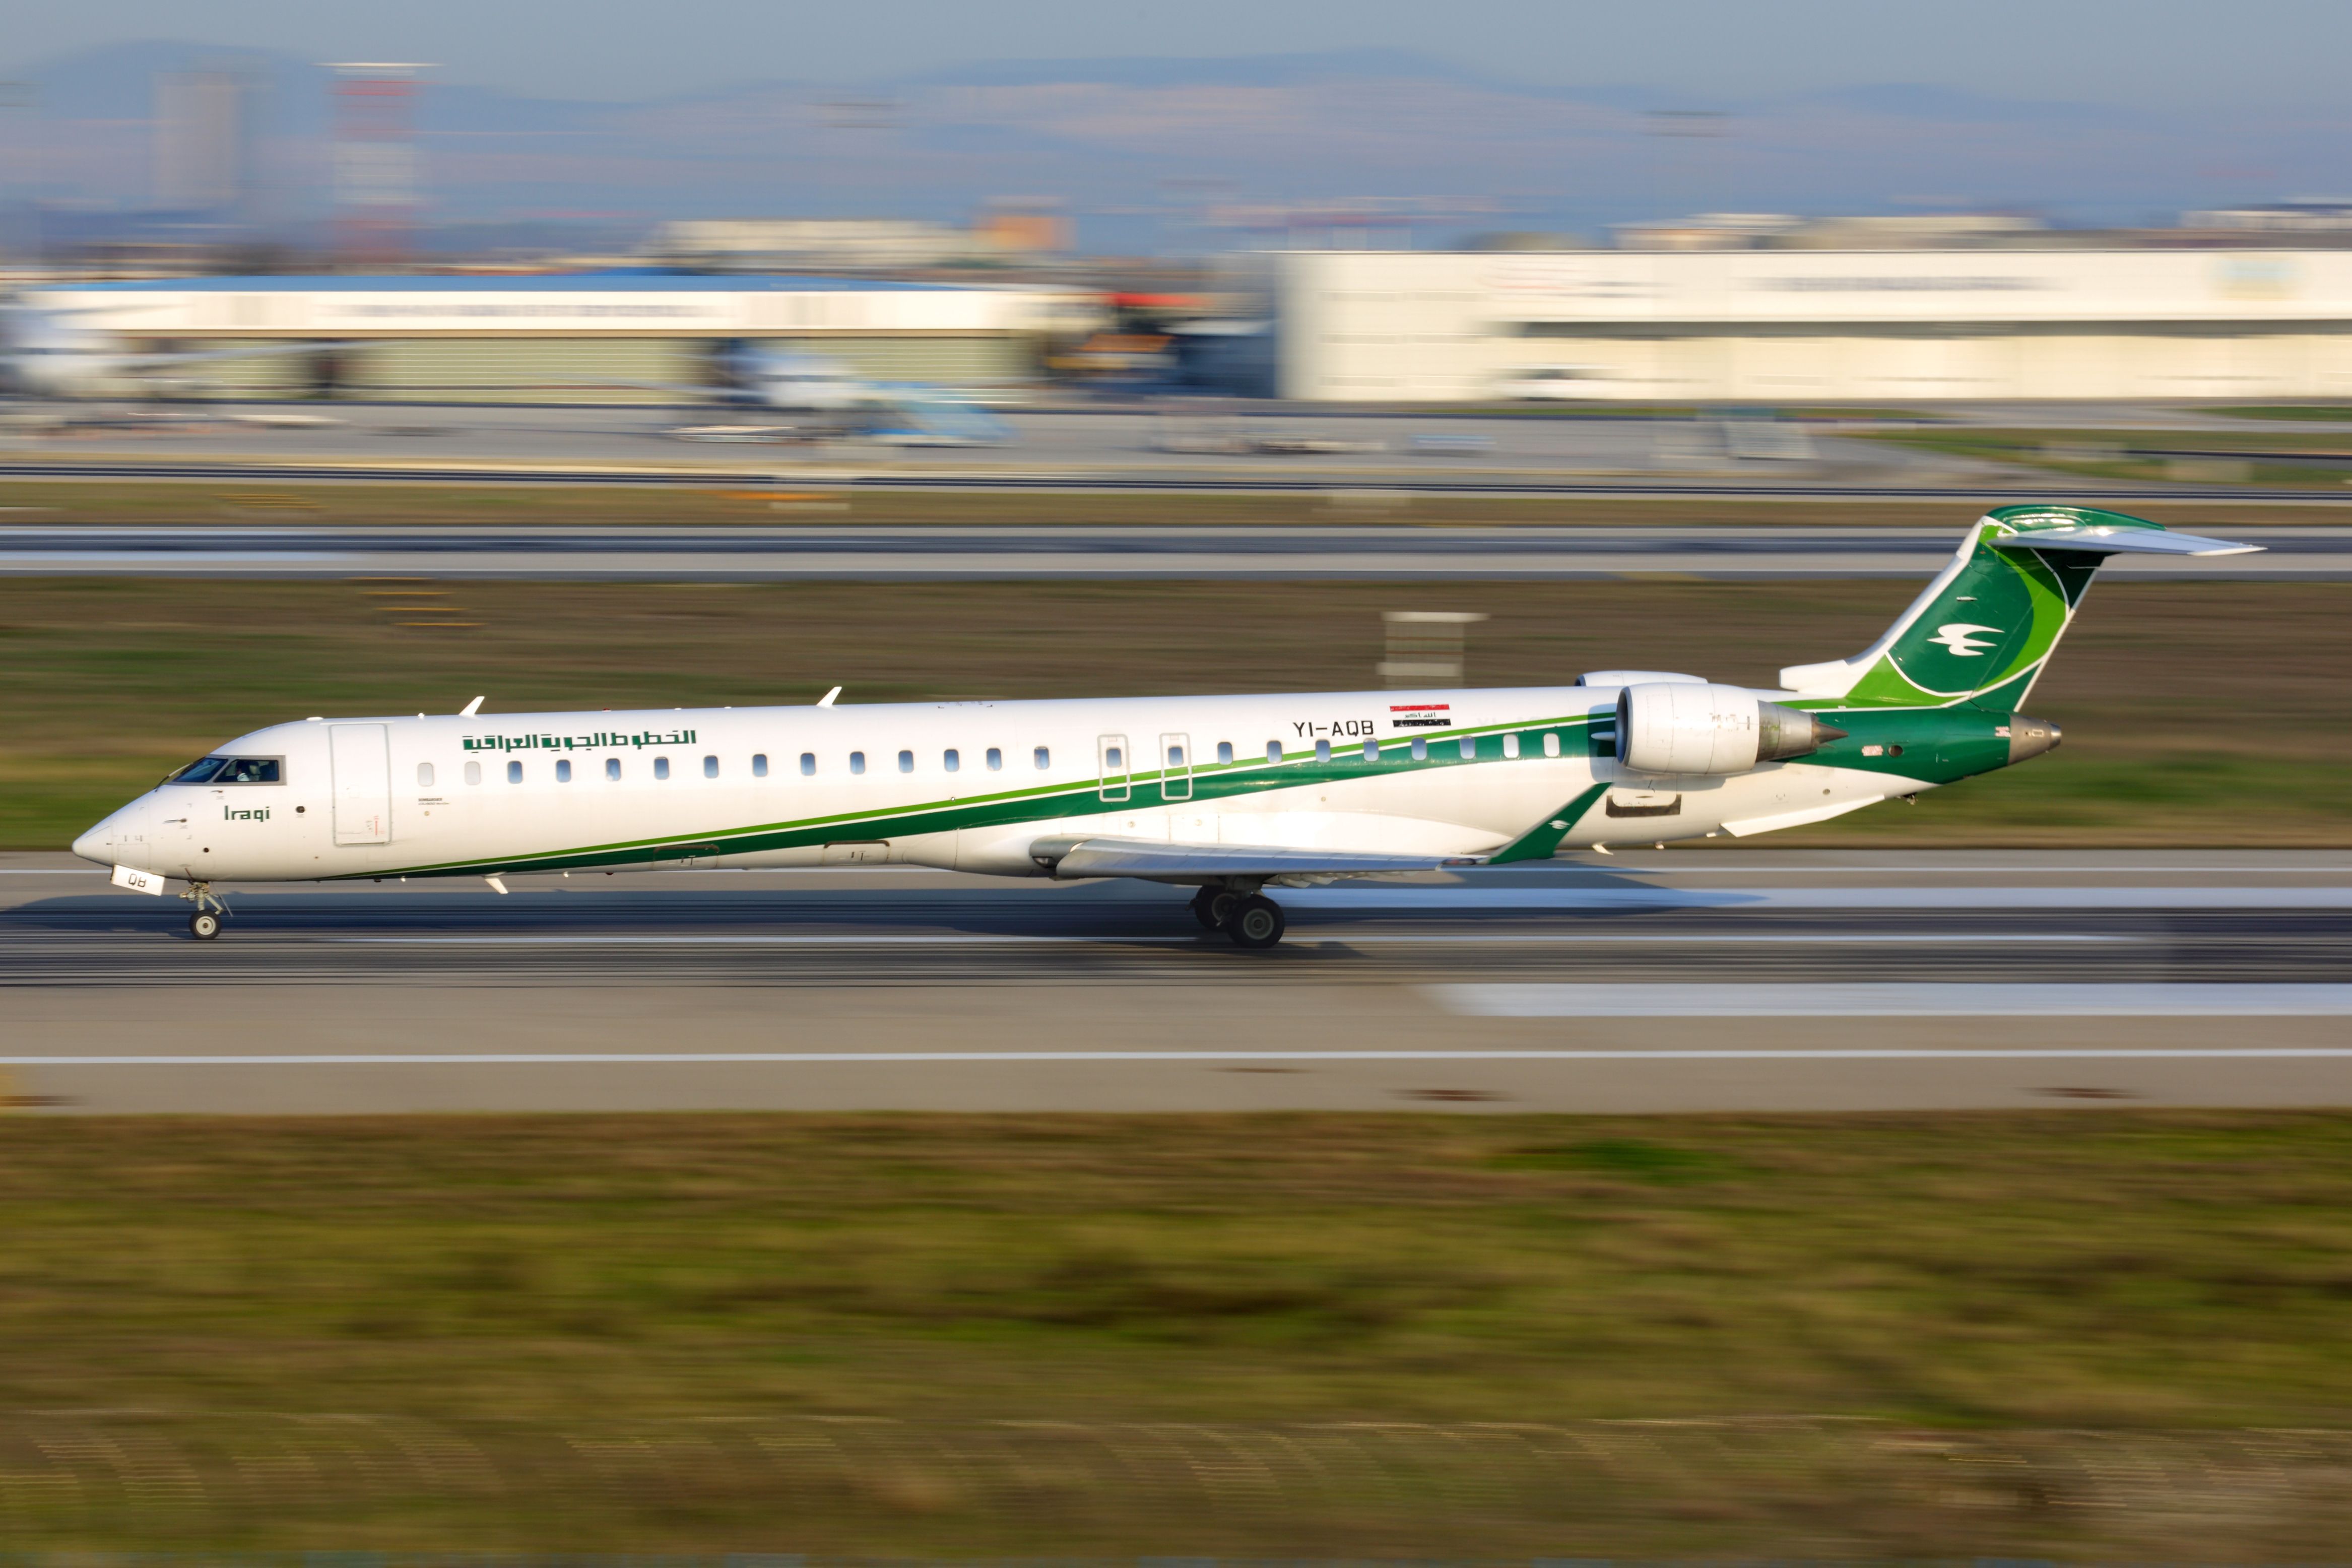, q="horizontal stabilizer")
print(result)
[1991,526,2260,557]
[1029,835,1480,883]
